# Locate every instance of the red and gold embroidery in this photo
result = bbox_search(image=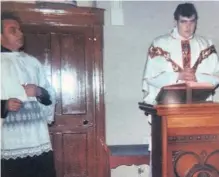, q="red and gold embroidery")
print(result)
[148,45,183,72]
[181,40,191,69]
[192,45,217,71]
